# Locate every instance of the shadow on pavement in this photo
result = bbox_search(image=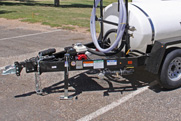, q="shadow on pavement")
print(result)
[14,66,163,98]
